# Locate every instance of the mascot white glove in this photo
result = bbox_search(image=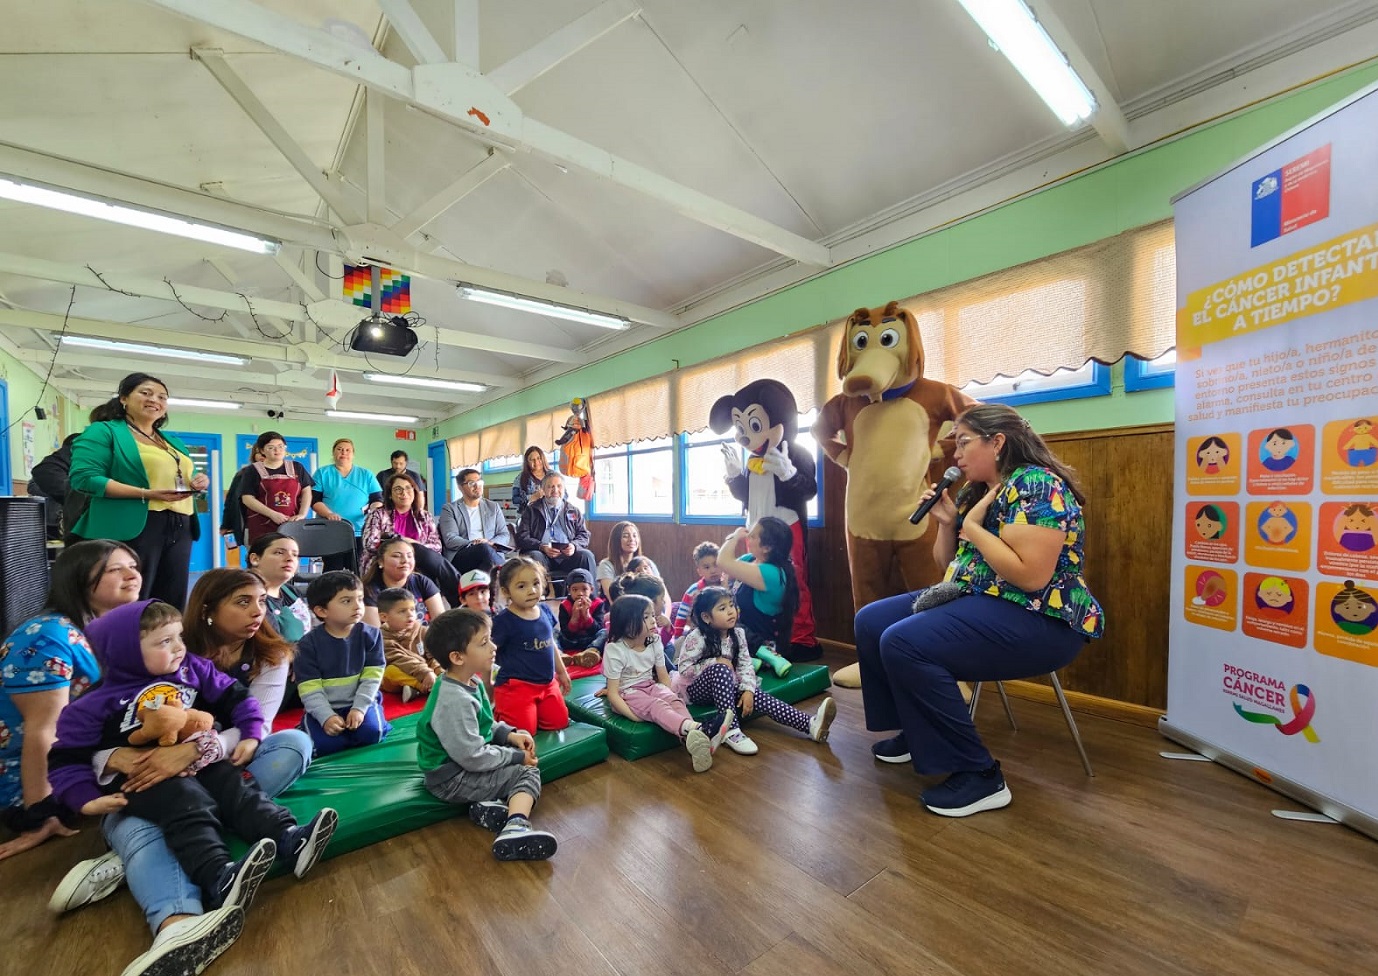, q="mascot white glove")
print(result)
[756,442,797,480]
[721,442,744,479]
